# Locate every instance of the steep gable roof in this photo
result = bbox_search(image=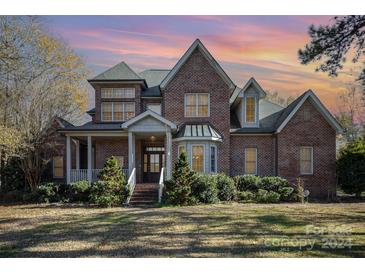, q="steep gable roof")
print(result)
[230,77,266,105]
[90,61,142,81]
[275,90,343,133]
[160,39,235,90]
